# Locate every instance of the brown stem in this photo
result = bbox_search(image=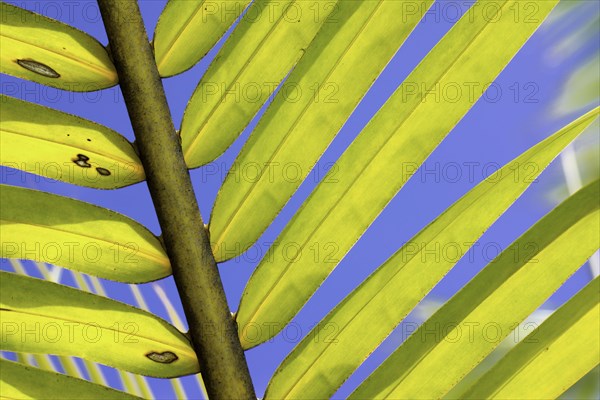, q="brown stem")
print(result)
[96,1,256,398]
